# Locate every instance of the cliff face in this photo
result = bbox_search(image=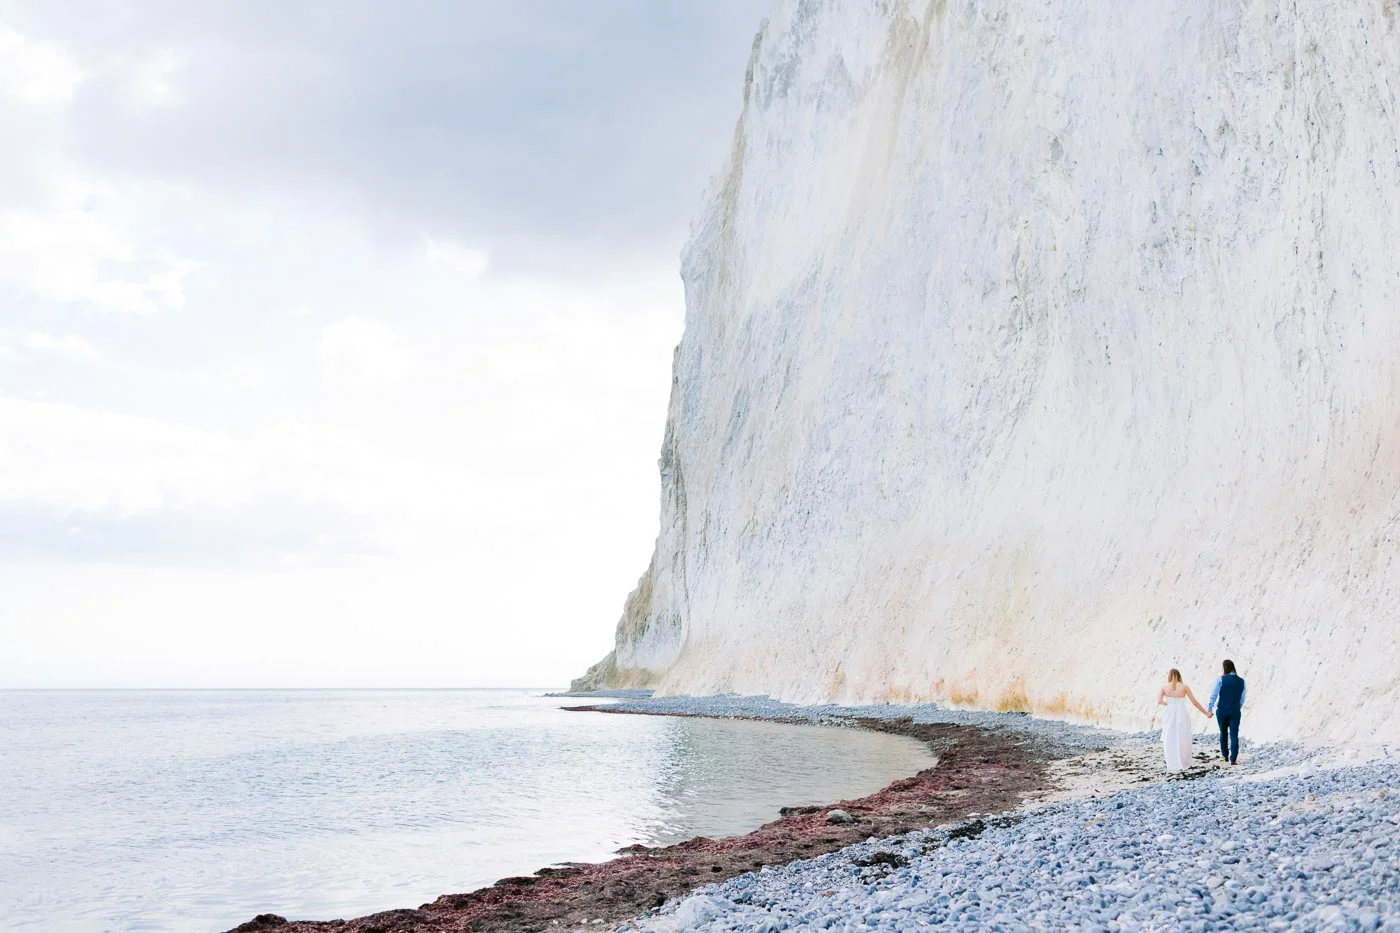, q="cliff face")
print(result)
[579,0,1400,742]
